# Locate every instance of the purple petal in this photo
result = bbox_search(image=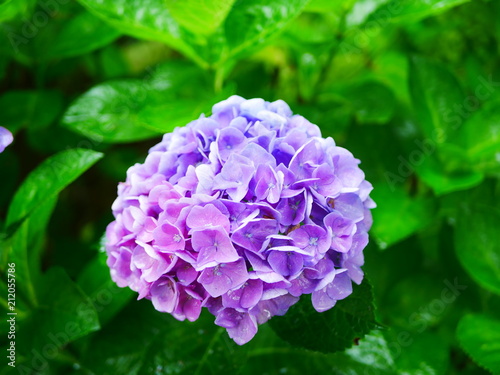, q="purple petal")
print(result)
[215,308,258,345]
[150,277,178,313]
[0,127,13,153]
[191,226,240,270]
[197,258,248,297]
